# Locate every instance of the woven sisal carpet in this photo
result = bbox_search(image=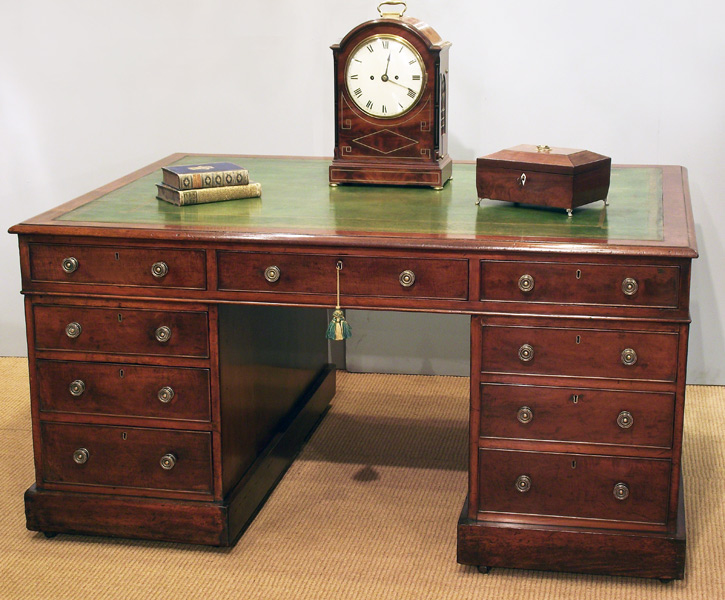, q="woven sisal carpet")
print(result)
[1,357,723,599]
